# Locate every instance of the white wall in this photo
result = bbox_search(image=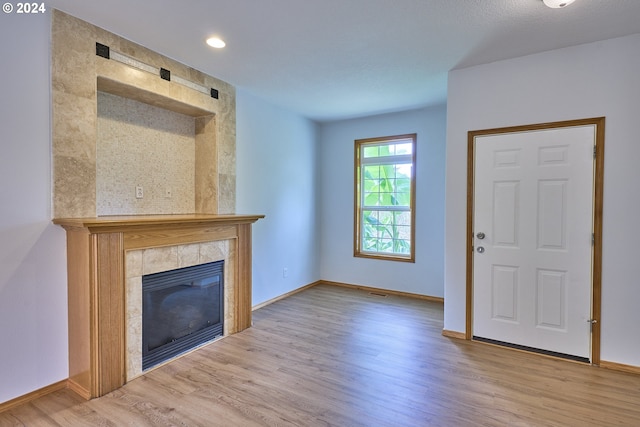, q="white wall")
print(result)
[0,11,69,403]
[319,106,447,297]
[445,34,640,366]
[236,90,321,305]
